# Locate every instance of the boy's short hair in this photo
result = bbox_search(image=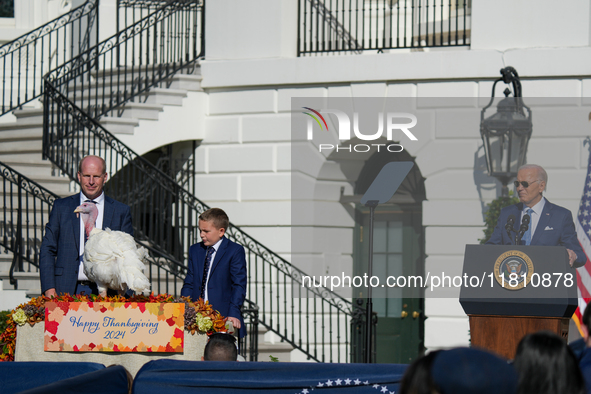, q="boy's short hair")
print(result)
[203,333,238,361]
[199,208,229,231]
